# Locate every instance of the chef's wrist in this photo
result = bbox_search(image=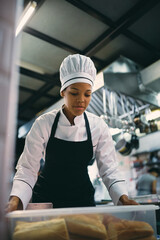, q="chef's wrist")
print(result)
[119,194,129,204]
[119,194,139,205]
[10,195,19,202]
[10,196,23,210]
